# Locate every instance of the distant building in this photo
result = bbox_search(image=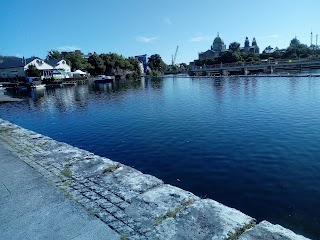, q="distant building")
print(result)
[240,37,260,54]
[45,59,71,72]
[135,54,147,74]
[0,57,53,79]
[263,46,274,54]
[0,57,71,79]
[199,33,228,60]
[197,35,260,62]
